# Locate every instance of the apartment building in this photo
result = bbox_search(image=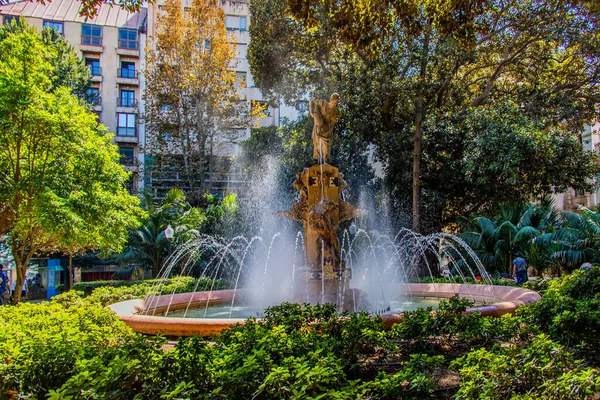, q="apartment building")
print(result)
[553,121,600,210]
[0,0,147,193]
